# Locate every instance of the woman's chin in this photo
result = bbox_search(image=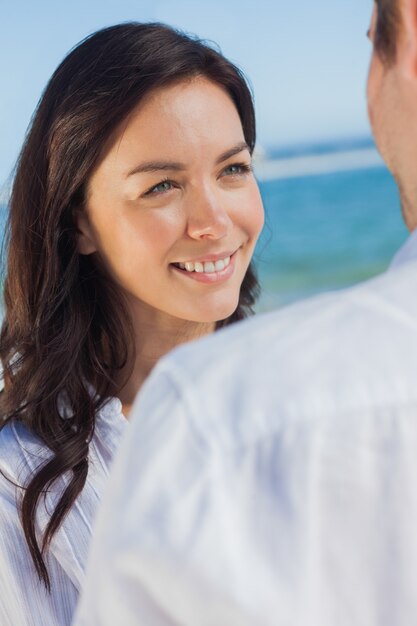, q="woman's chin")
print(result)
[183,296,241,325]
